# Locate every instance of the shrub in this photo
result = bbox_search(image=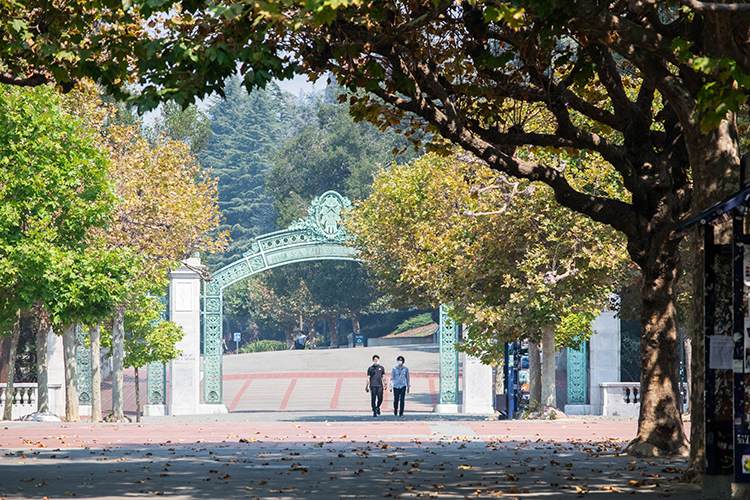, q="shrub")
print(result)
[238,339,288,354]
[390,313,435,336]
